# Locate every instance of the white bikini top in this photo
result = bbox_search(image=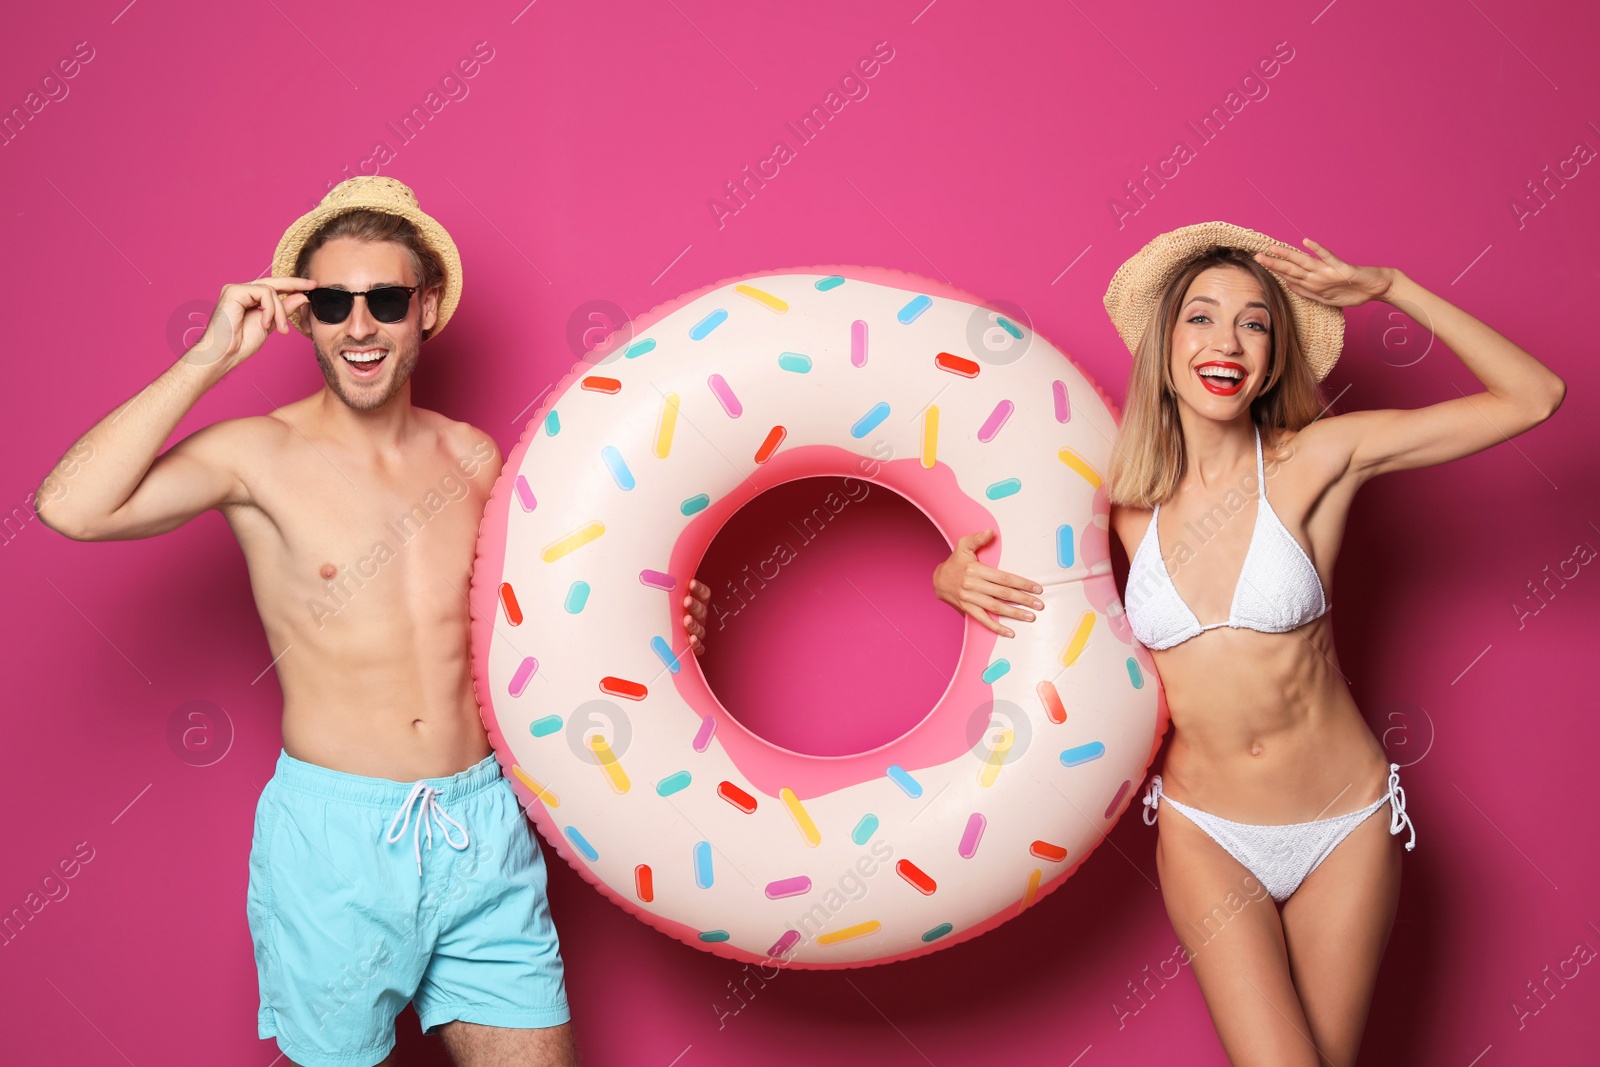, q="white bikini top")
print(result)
[1124,424,1330,651]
